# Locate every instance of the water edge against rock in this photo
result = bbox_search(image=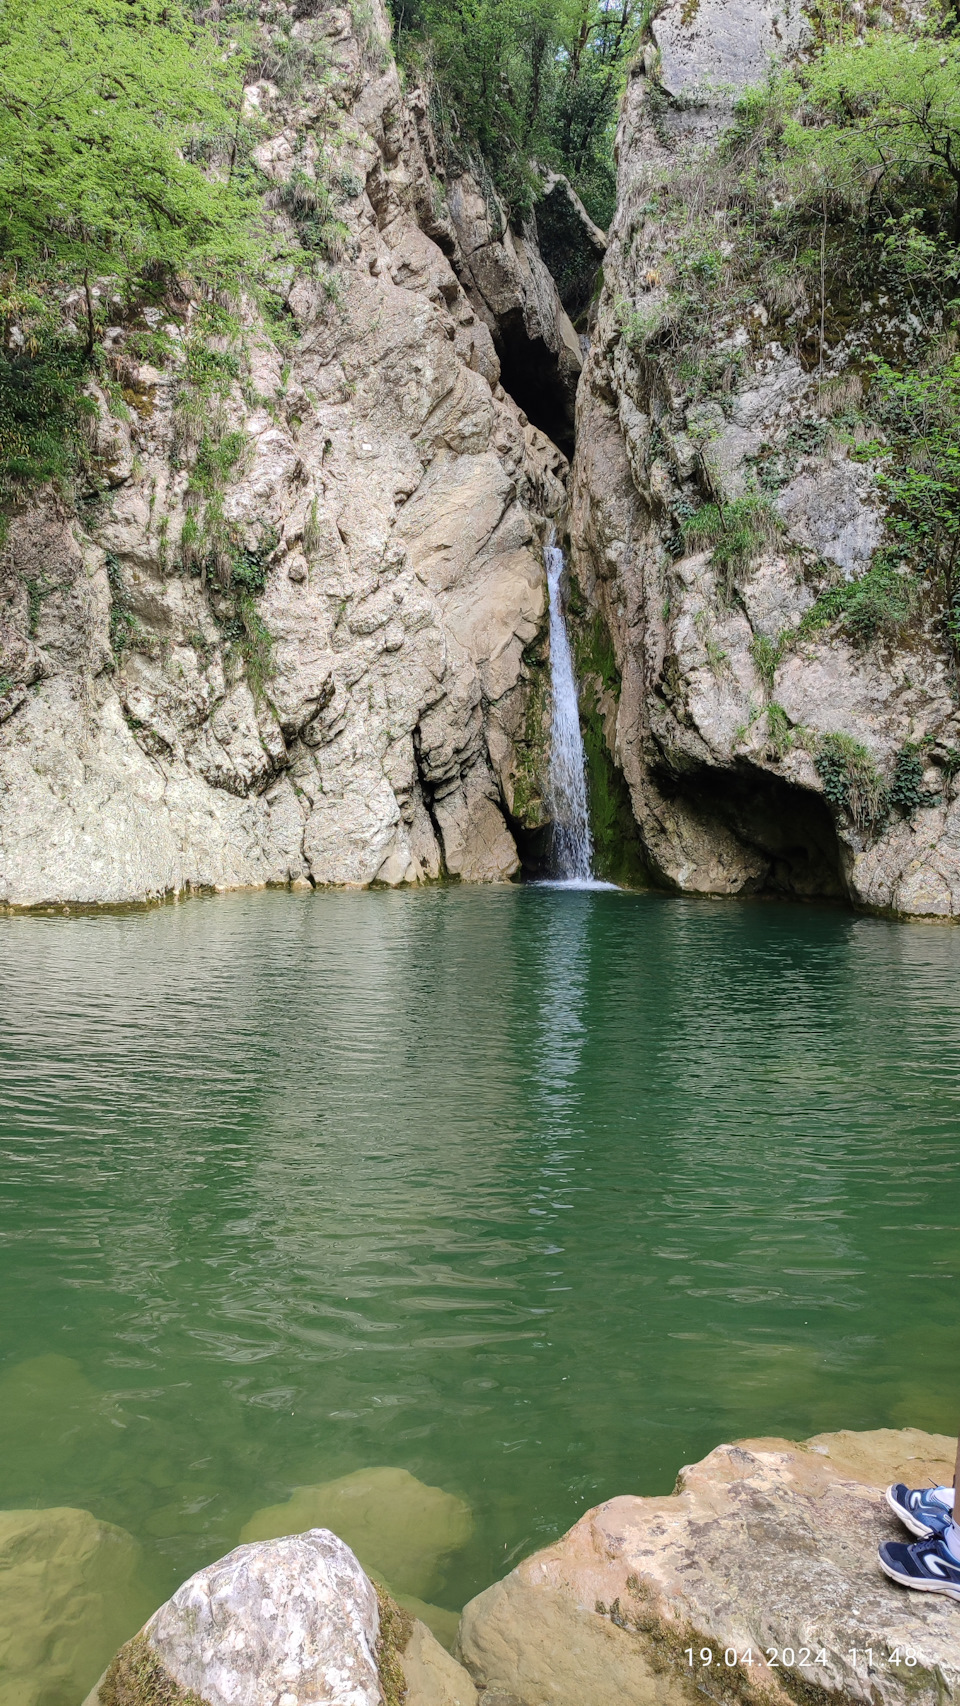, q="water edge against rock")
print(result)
[457,1427,960,1706]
